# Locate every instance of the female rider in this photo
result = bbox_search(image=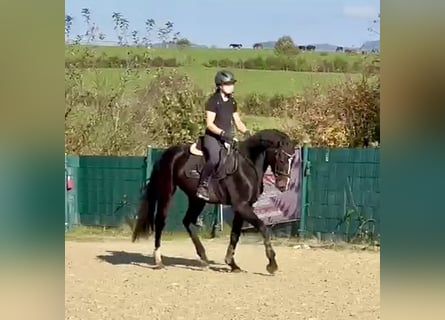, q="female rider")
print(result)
[196,70,250,201]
